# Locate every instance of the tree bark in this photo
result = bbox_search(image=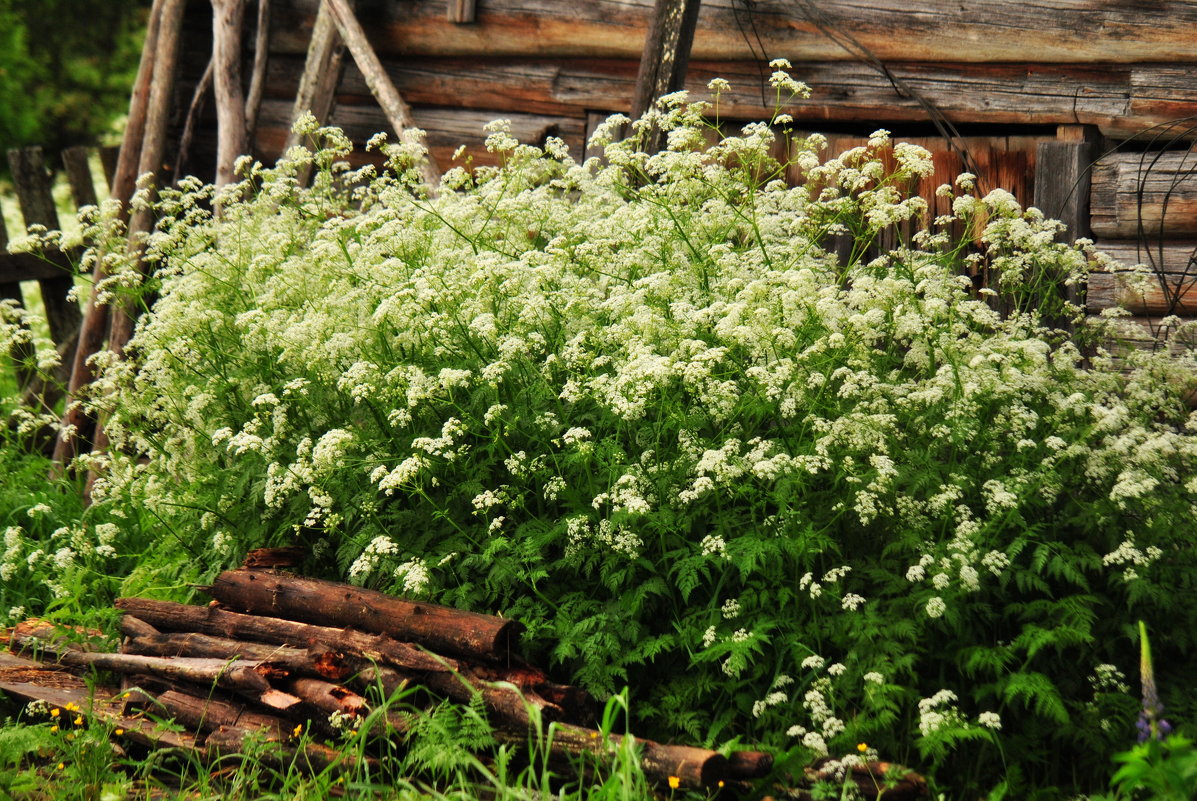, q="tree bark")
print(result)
[124,631,351,681]
[115,596,459,673]
[201,570,523,660]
